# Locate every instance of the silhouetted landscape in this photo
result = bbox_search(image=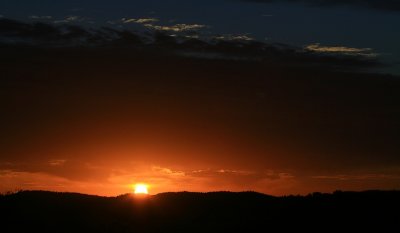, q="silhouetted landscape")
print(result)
[1,190,399,232]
